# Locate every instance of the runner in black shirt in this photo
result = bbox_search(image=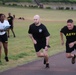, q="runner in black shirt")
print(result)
[7,13,16,38]
[60,19,76,64]
[28,15,50,68]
